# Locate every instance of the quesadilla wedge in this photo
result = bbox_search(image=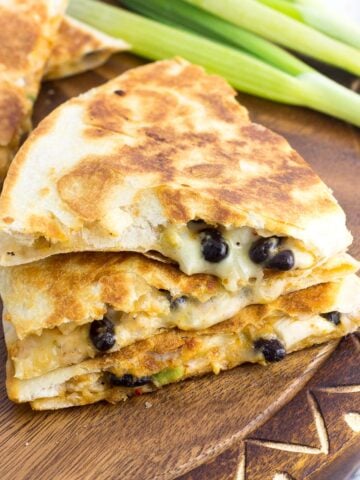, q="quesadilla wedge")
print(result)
[5,275,360,409]
[0,0,68,183]
[0,59,351,291]
[1,251,357,381]
[45,16,129,81]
